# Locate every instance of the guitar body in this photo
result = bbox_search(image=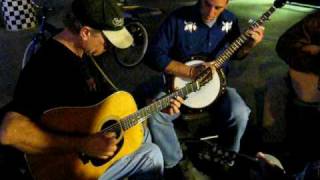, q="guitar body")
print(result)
[25,91,144,180]
[289,68,320,103]
[173,57,226,109]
